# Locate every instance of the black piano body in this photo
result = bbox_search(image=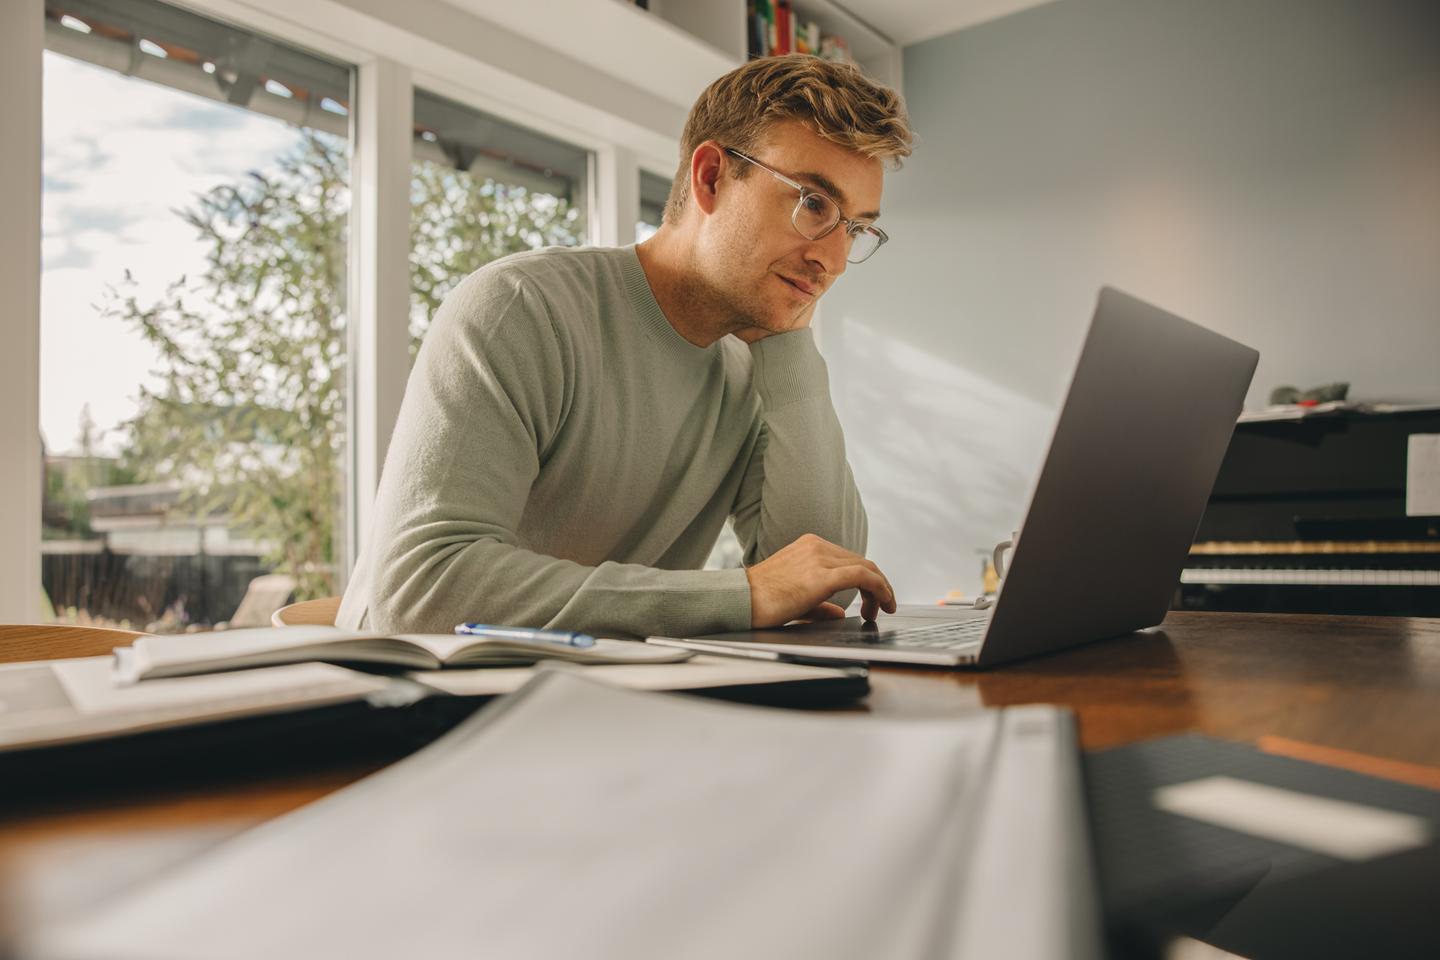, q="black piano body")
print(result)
[1178,407,1440,616]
